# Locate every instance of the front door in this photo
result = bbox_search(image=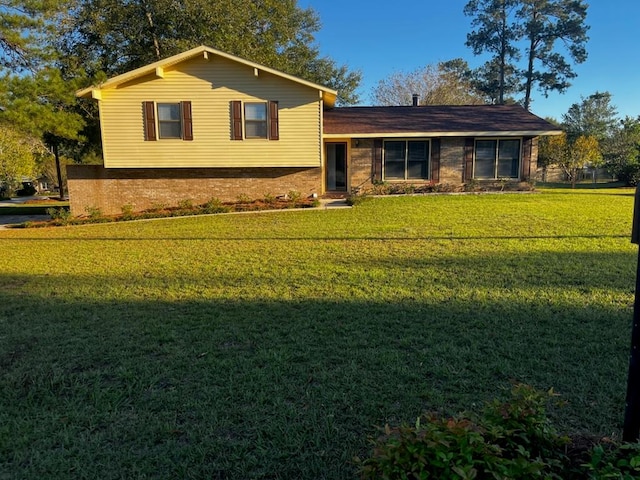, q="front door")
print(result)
[326,142,347,192]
